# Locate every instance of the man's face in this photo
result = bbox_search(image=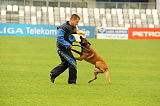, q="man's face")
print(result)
[70,18,80,27]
